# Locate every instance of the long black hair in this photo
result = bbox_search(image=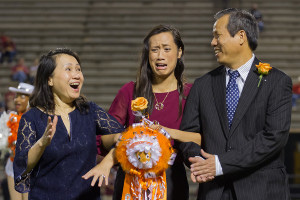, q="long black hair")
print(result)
[30,48,89,114]
[135,25,186,117]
